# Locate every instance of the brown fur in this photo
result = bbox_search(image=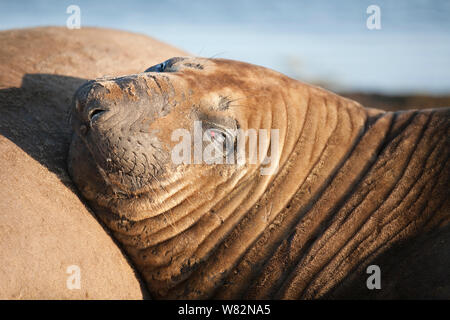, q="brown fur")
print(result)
[68,57,450,299]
